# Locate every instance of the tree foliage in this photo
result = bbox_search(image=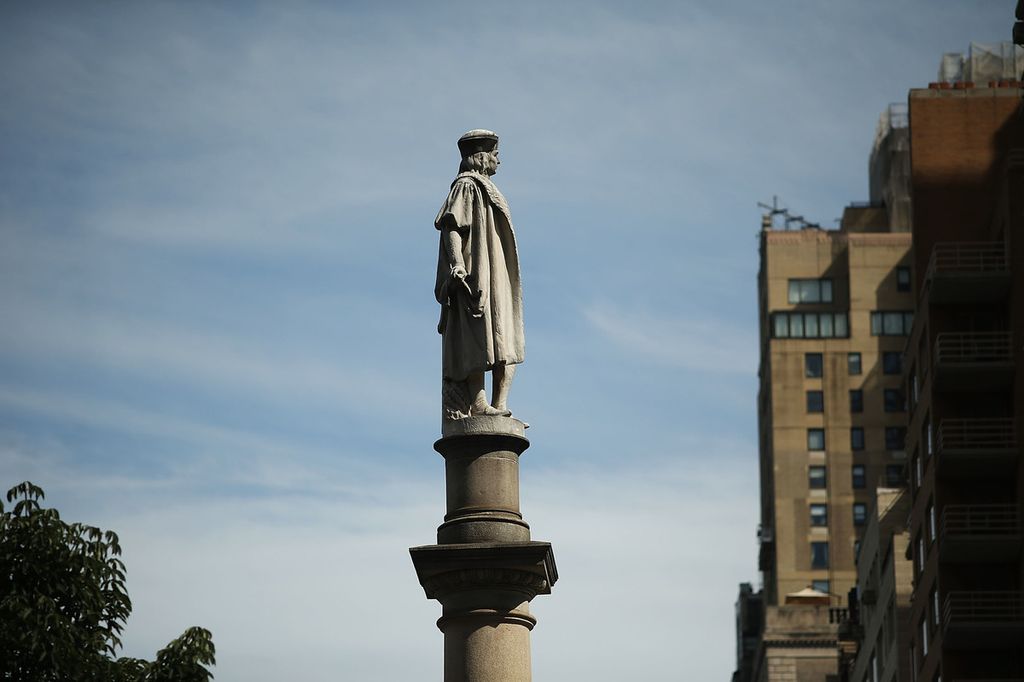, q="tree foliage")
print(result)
[0,482,215,681]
